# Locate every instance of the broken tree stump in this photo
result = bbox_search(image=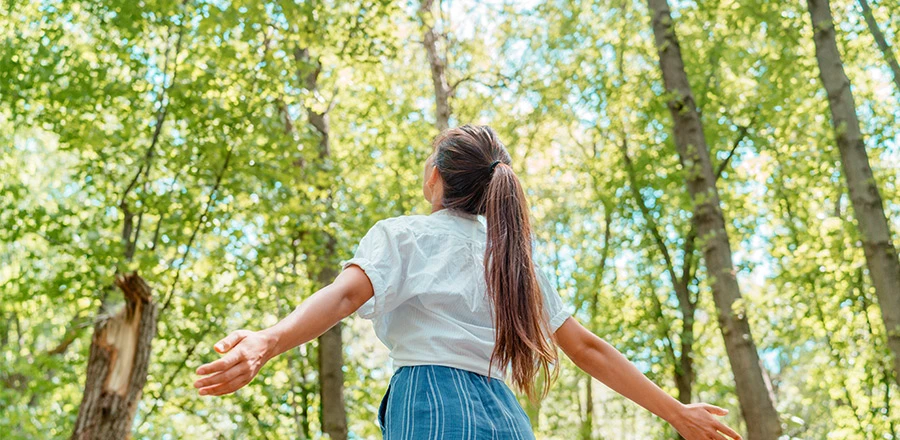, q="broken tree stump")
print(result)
[71,272,158,440]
